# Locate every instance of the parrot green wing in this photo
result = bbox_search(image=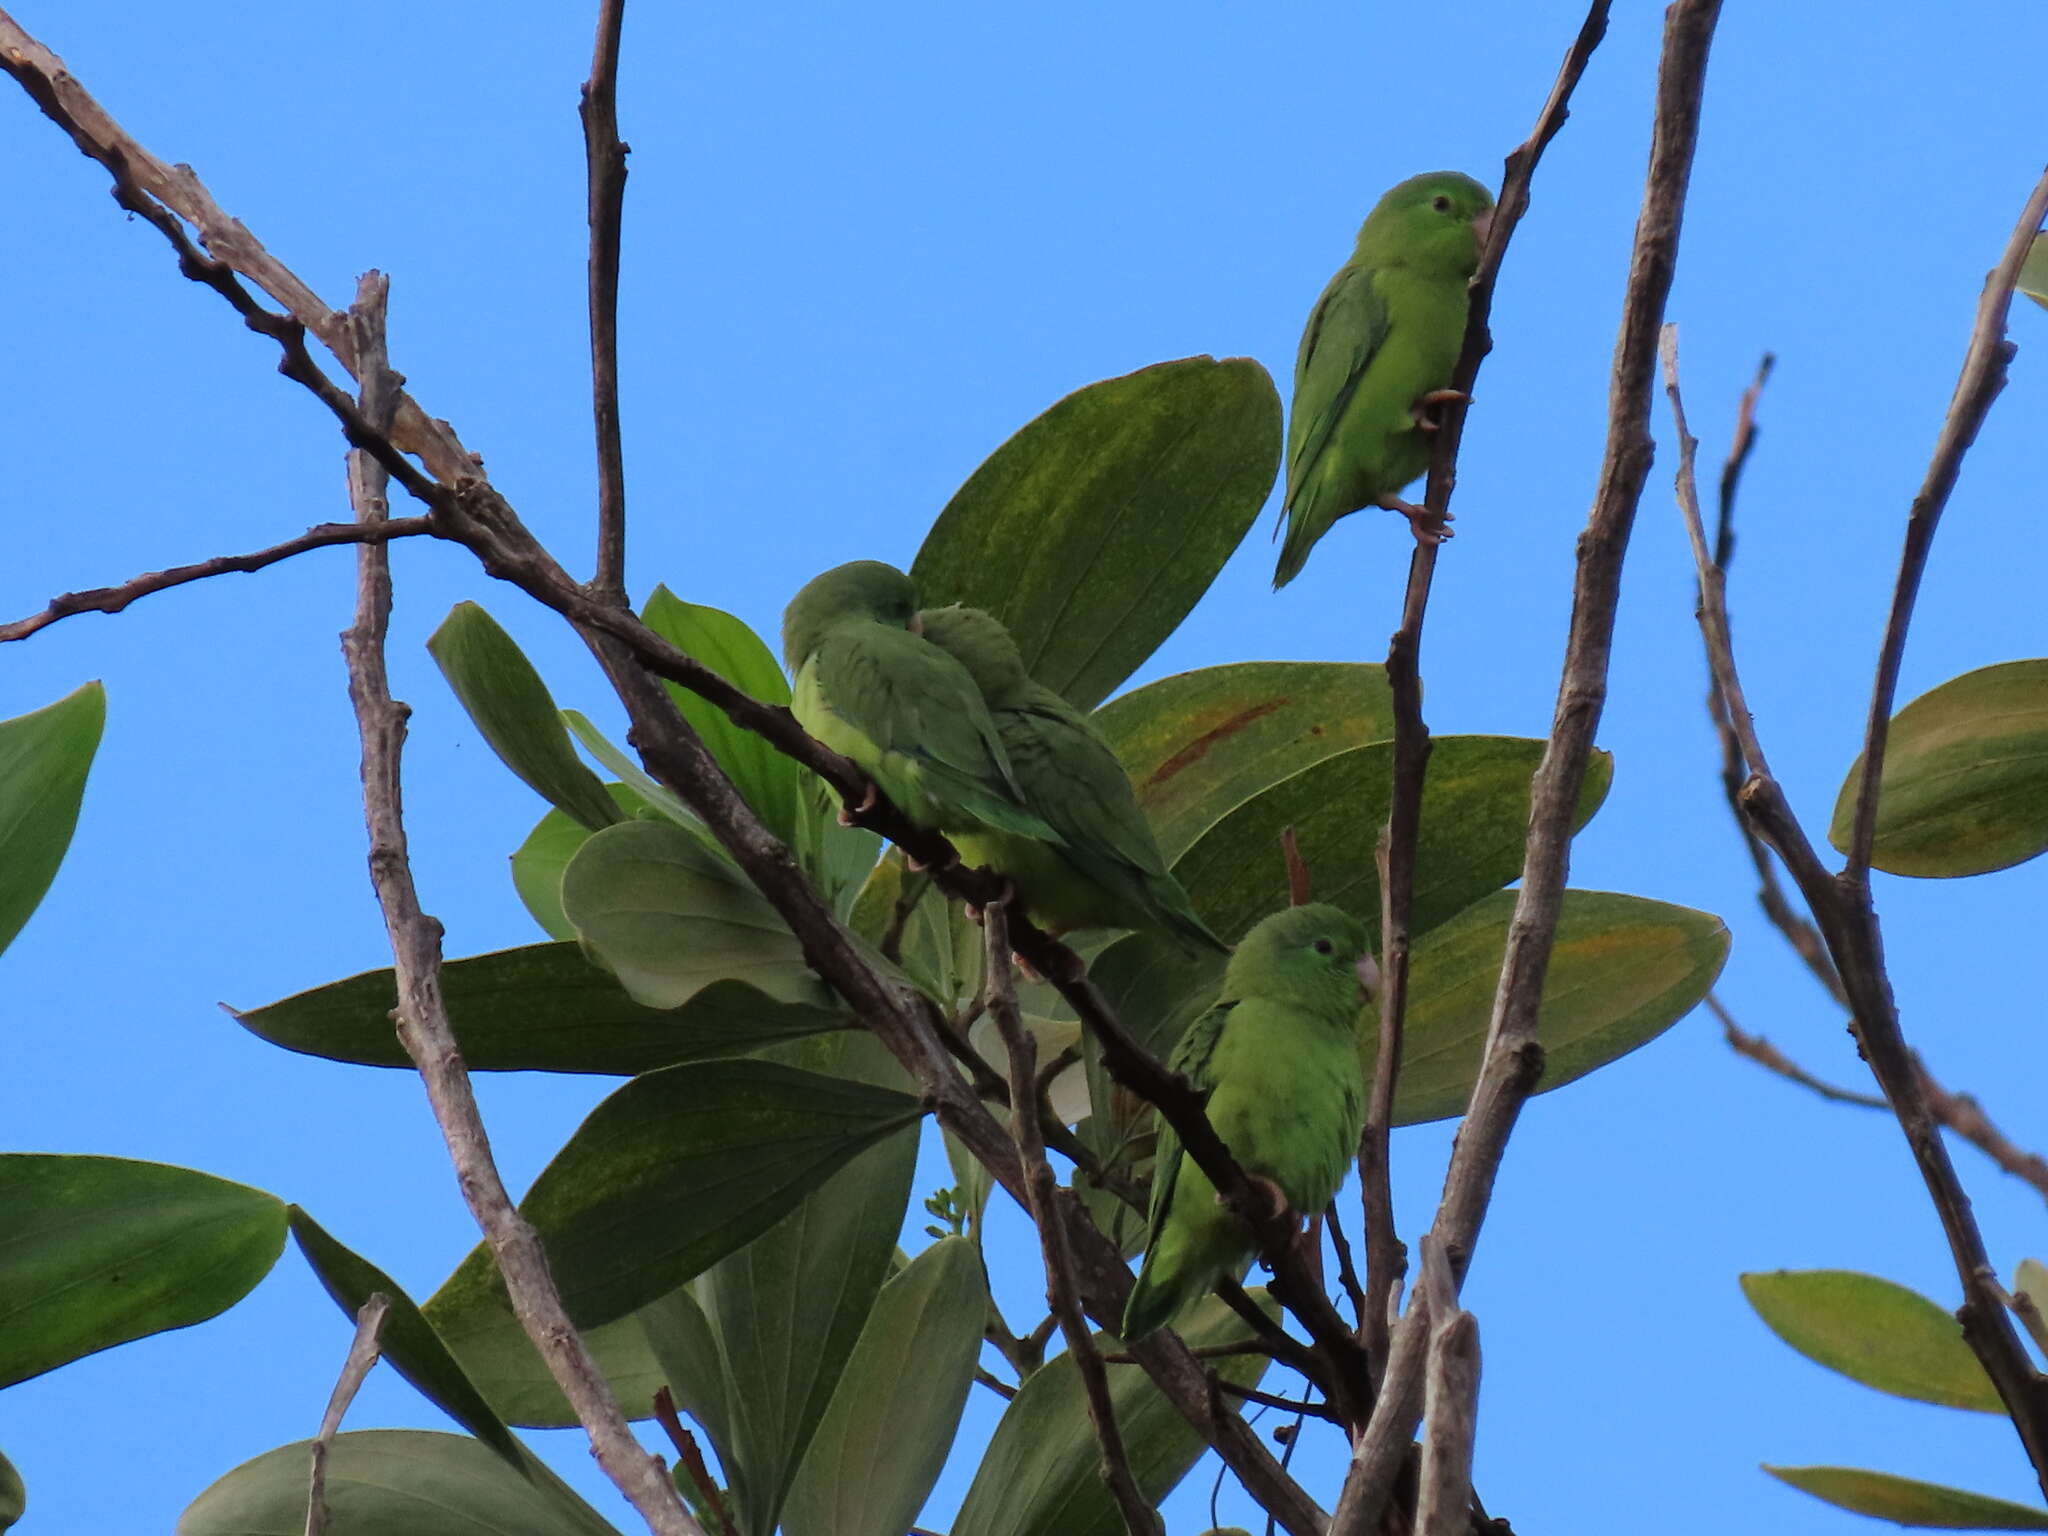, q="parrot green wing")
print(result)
[1140,999,1233,1261]
[813,624,1055,839]
[1285,259,1393,511]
